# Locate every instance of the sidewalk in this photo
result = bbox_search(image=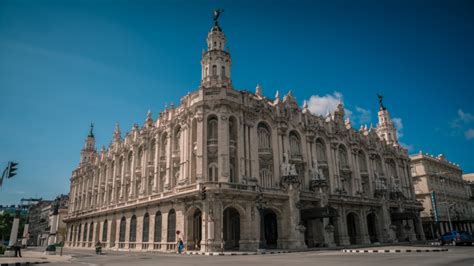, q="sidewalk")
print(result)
[0,250,71,265]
